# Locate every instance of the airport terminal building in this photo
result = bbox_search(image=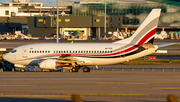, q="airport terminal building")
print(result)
[1,0,180,38]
